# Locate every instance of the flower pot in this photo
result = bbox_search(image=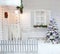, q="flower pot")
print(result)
[20,8,23,13]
